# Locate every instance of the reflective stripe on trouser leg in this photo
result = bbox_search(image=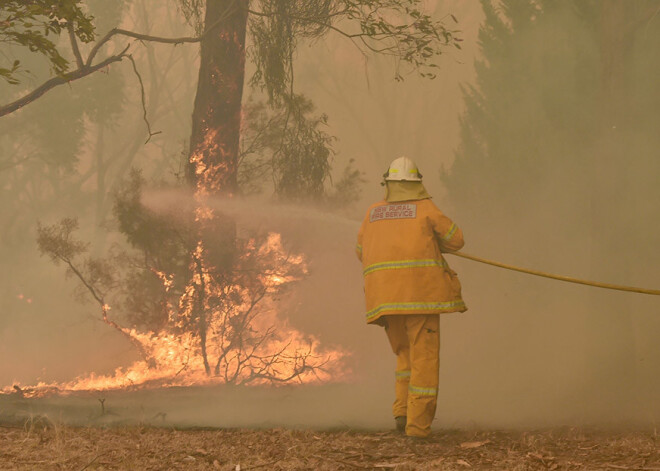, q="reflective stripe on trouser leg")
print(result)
[384,315,410,418]
[405,314,440,438]
[394,366,411,418]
